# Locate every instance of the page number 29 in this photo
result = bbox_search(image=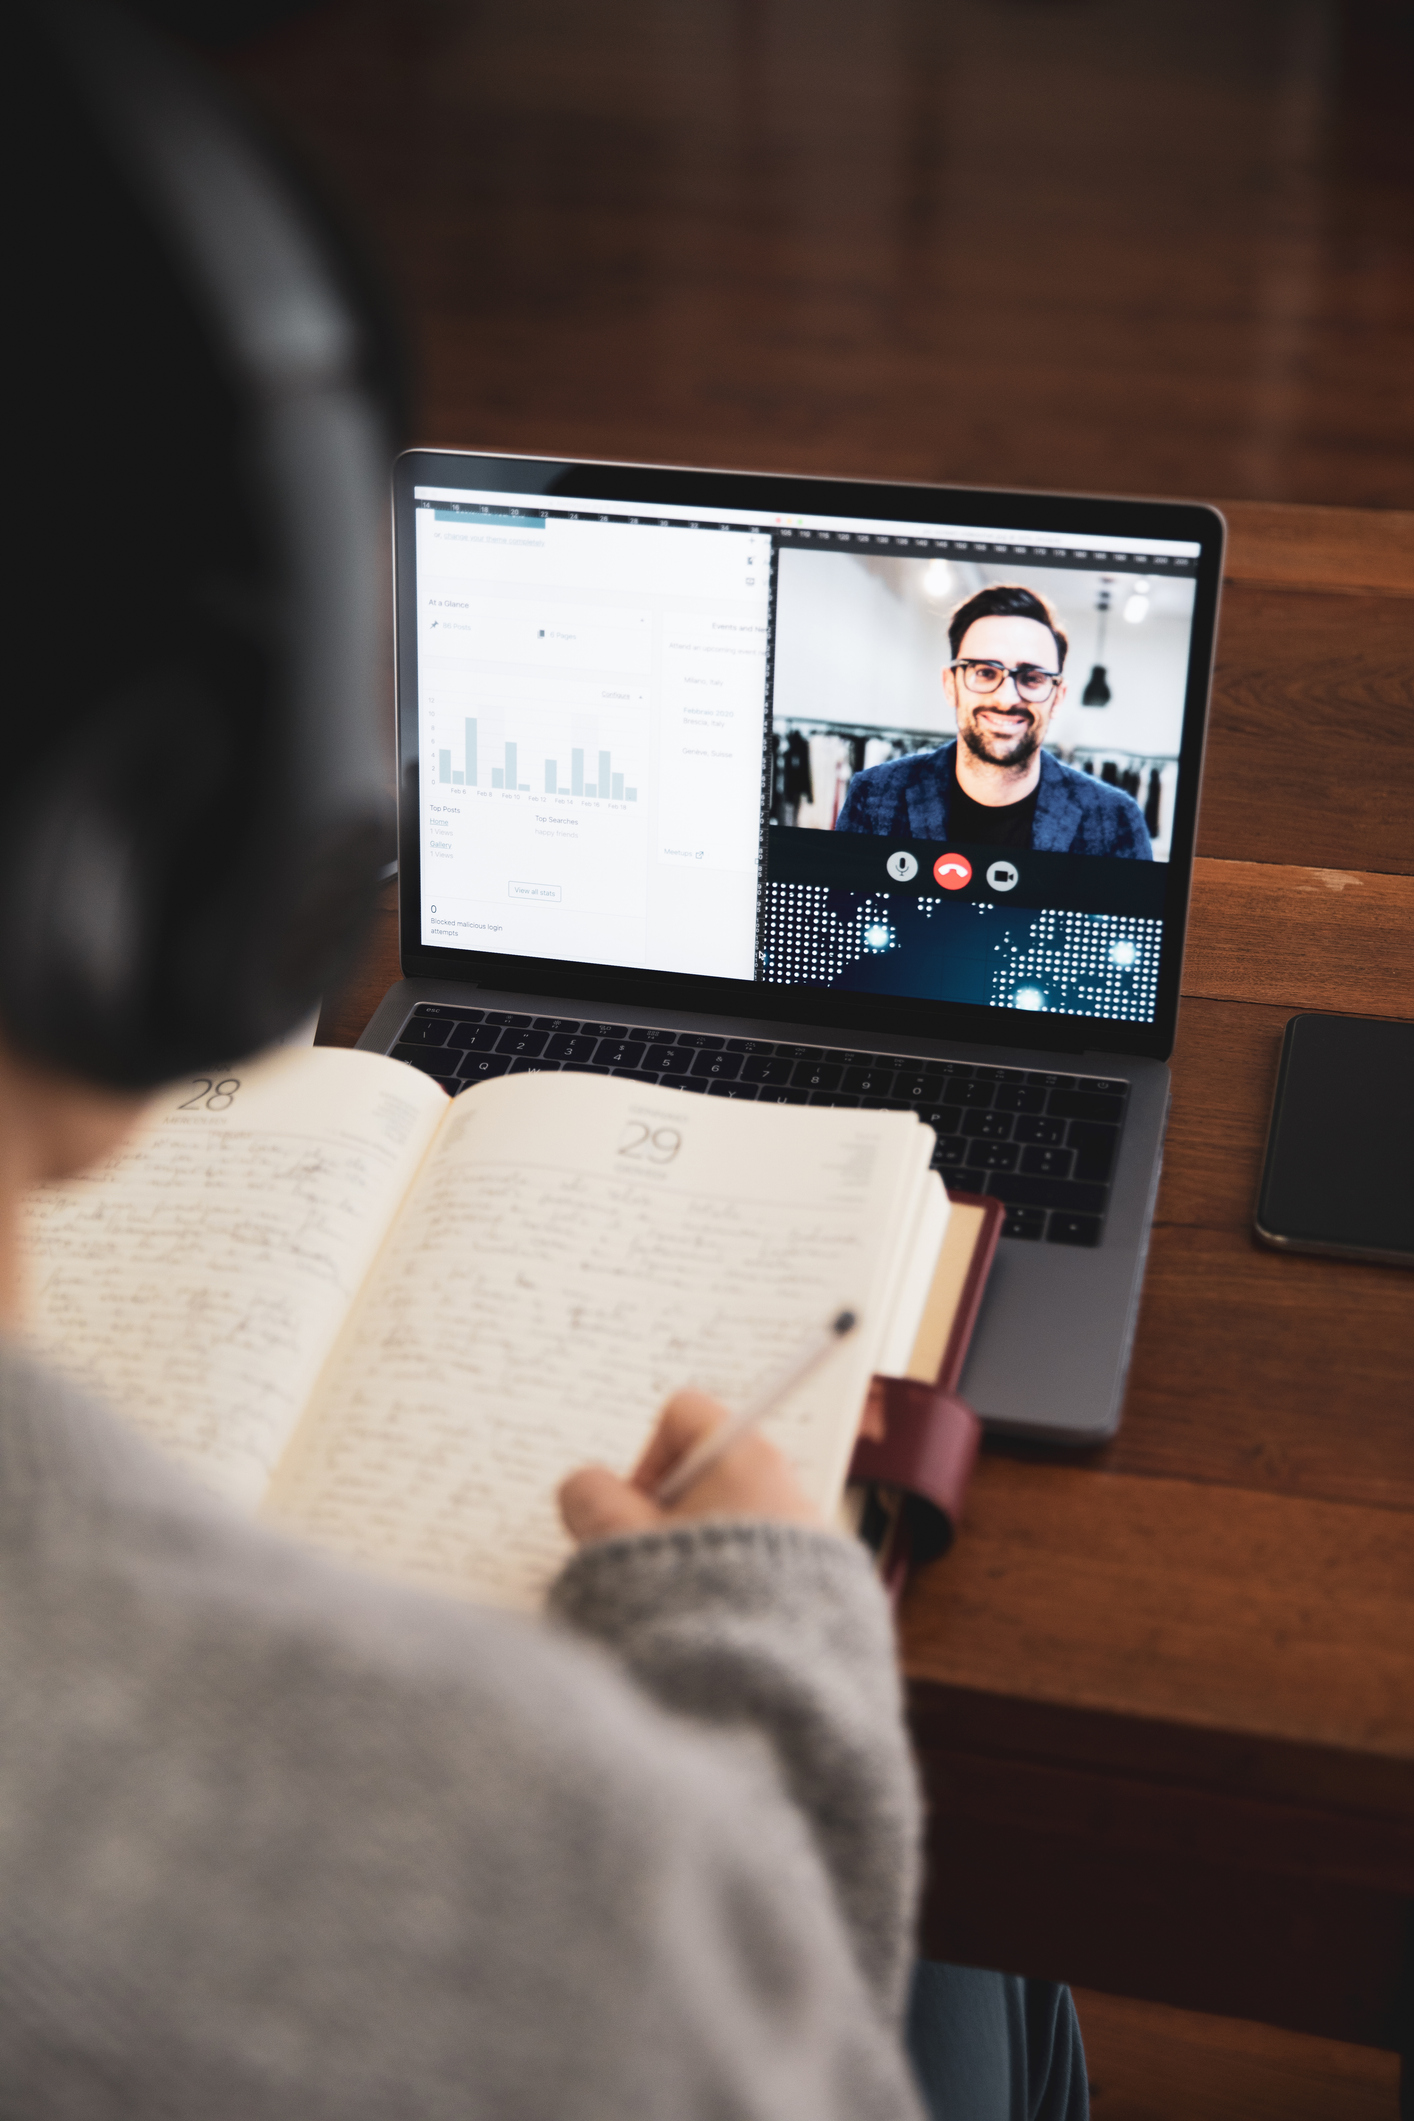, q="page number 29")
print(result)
[617,1121,682,1166]
[178,1077,241,1111]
